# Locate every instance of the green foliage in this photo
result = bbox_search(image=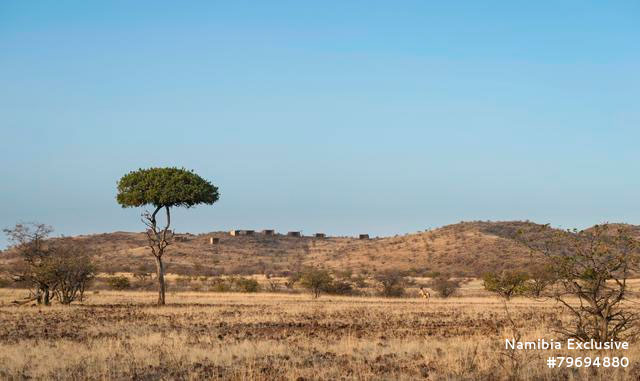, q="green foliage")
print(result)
[233,277,260,293]
[116,167,220,209]
[107,276,131,290]
[116,167,220,306]
[209,276,260,293]
[522,264,556,297]
[299,268,334,298]
[483,271,528,300]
